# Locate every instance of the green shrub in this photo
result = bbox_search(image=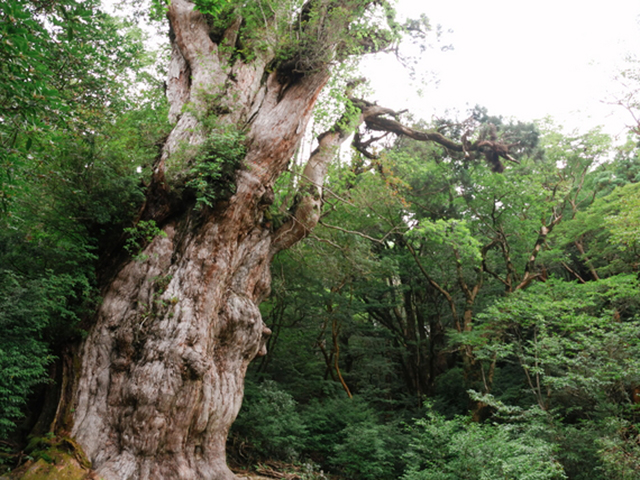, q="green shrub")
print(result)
[596,417,640,480]
[553,416,640,480]
[0,272,55,438]
[301,396,374,464]
[186,129,246,210]
[330,420,397,480]
[123,220,166,260]
[231,380,307,461]
[402,408,567,480]
[299,396,406,479]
